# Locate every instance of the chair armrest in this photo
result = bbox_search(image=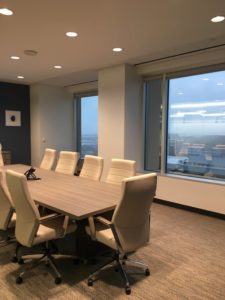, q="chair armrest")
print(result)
[61,215,74,237]
[39,213,62,223]
[95,216,122,250]
[95,216,112,227]
[87,216,112,240]
[88,216,96,240]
